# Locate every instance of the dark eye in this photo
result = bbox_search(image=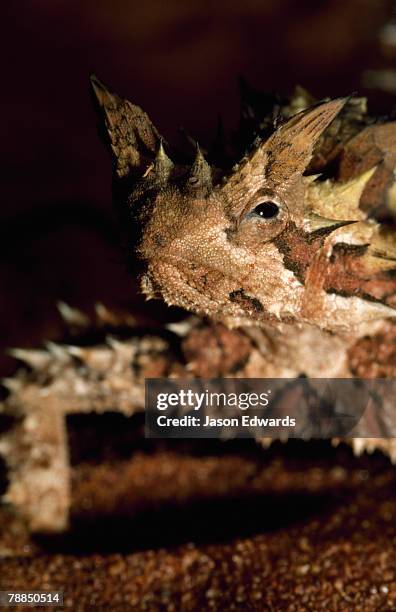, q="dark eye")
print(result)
[253,201,280,219]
